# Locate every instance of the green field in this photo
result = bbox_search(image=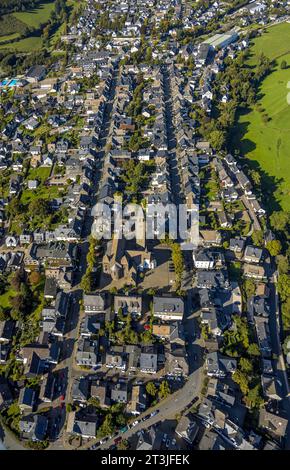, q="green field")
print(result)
[0,32,20,44]
[247,22,290,65]
[0,1,55,51]
[231,22,290,211]
[20,166,61,205]
[0,14,26,39]
[13,1,56,28]
[0,288,17,309]
[0,36,42,51]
